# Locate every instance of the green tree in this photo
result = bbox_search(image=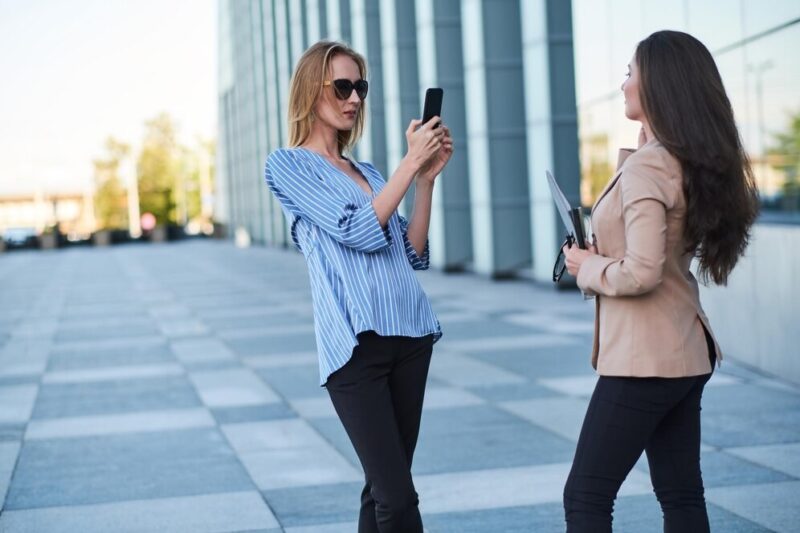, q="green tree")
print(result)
[137,113,180,226]
[168,137,217,233]
[768,110,800,201]
[200,138,217,222]
[183,138,216,224]
[581,133,614,205]
[93,137,130,230]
